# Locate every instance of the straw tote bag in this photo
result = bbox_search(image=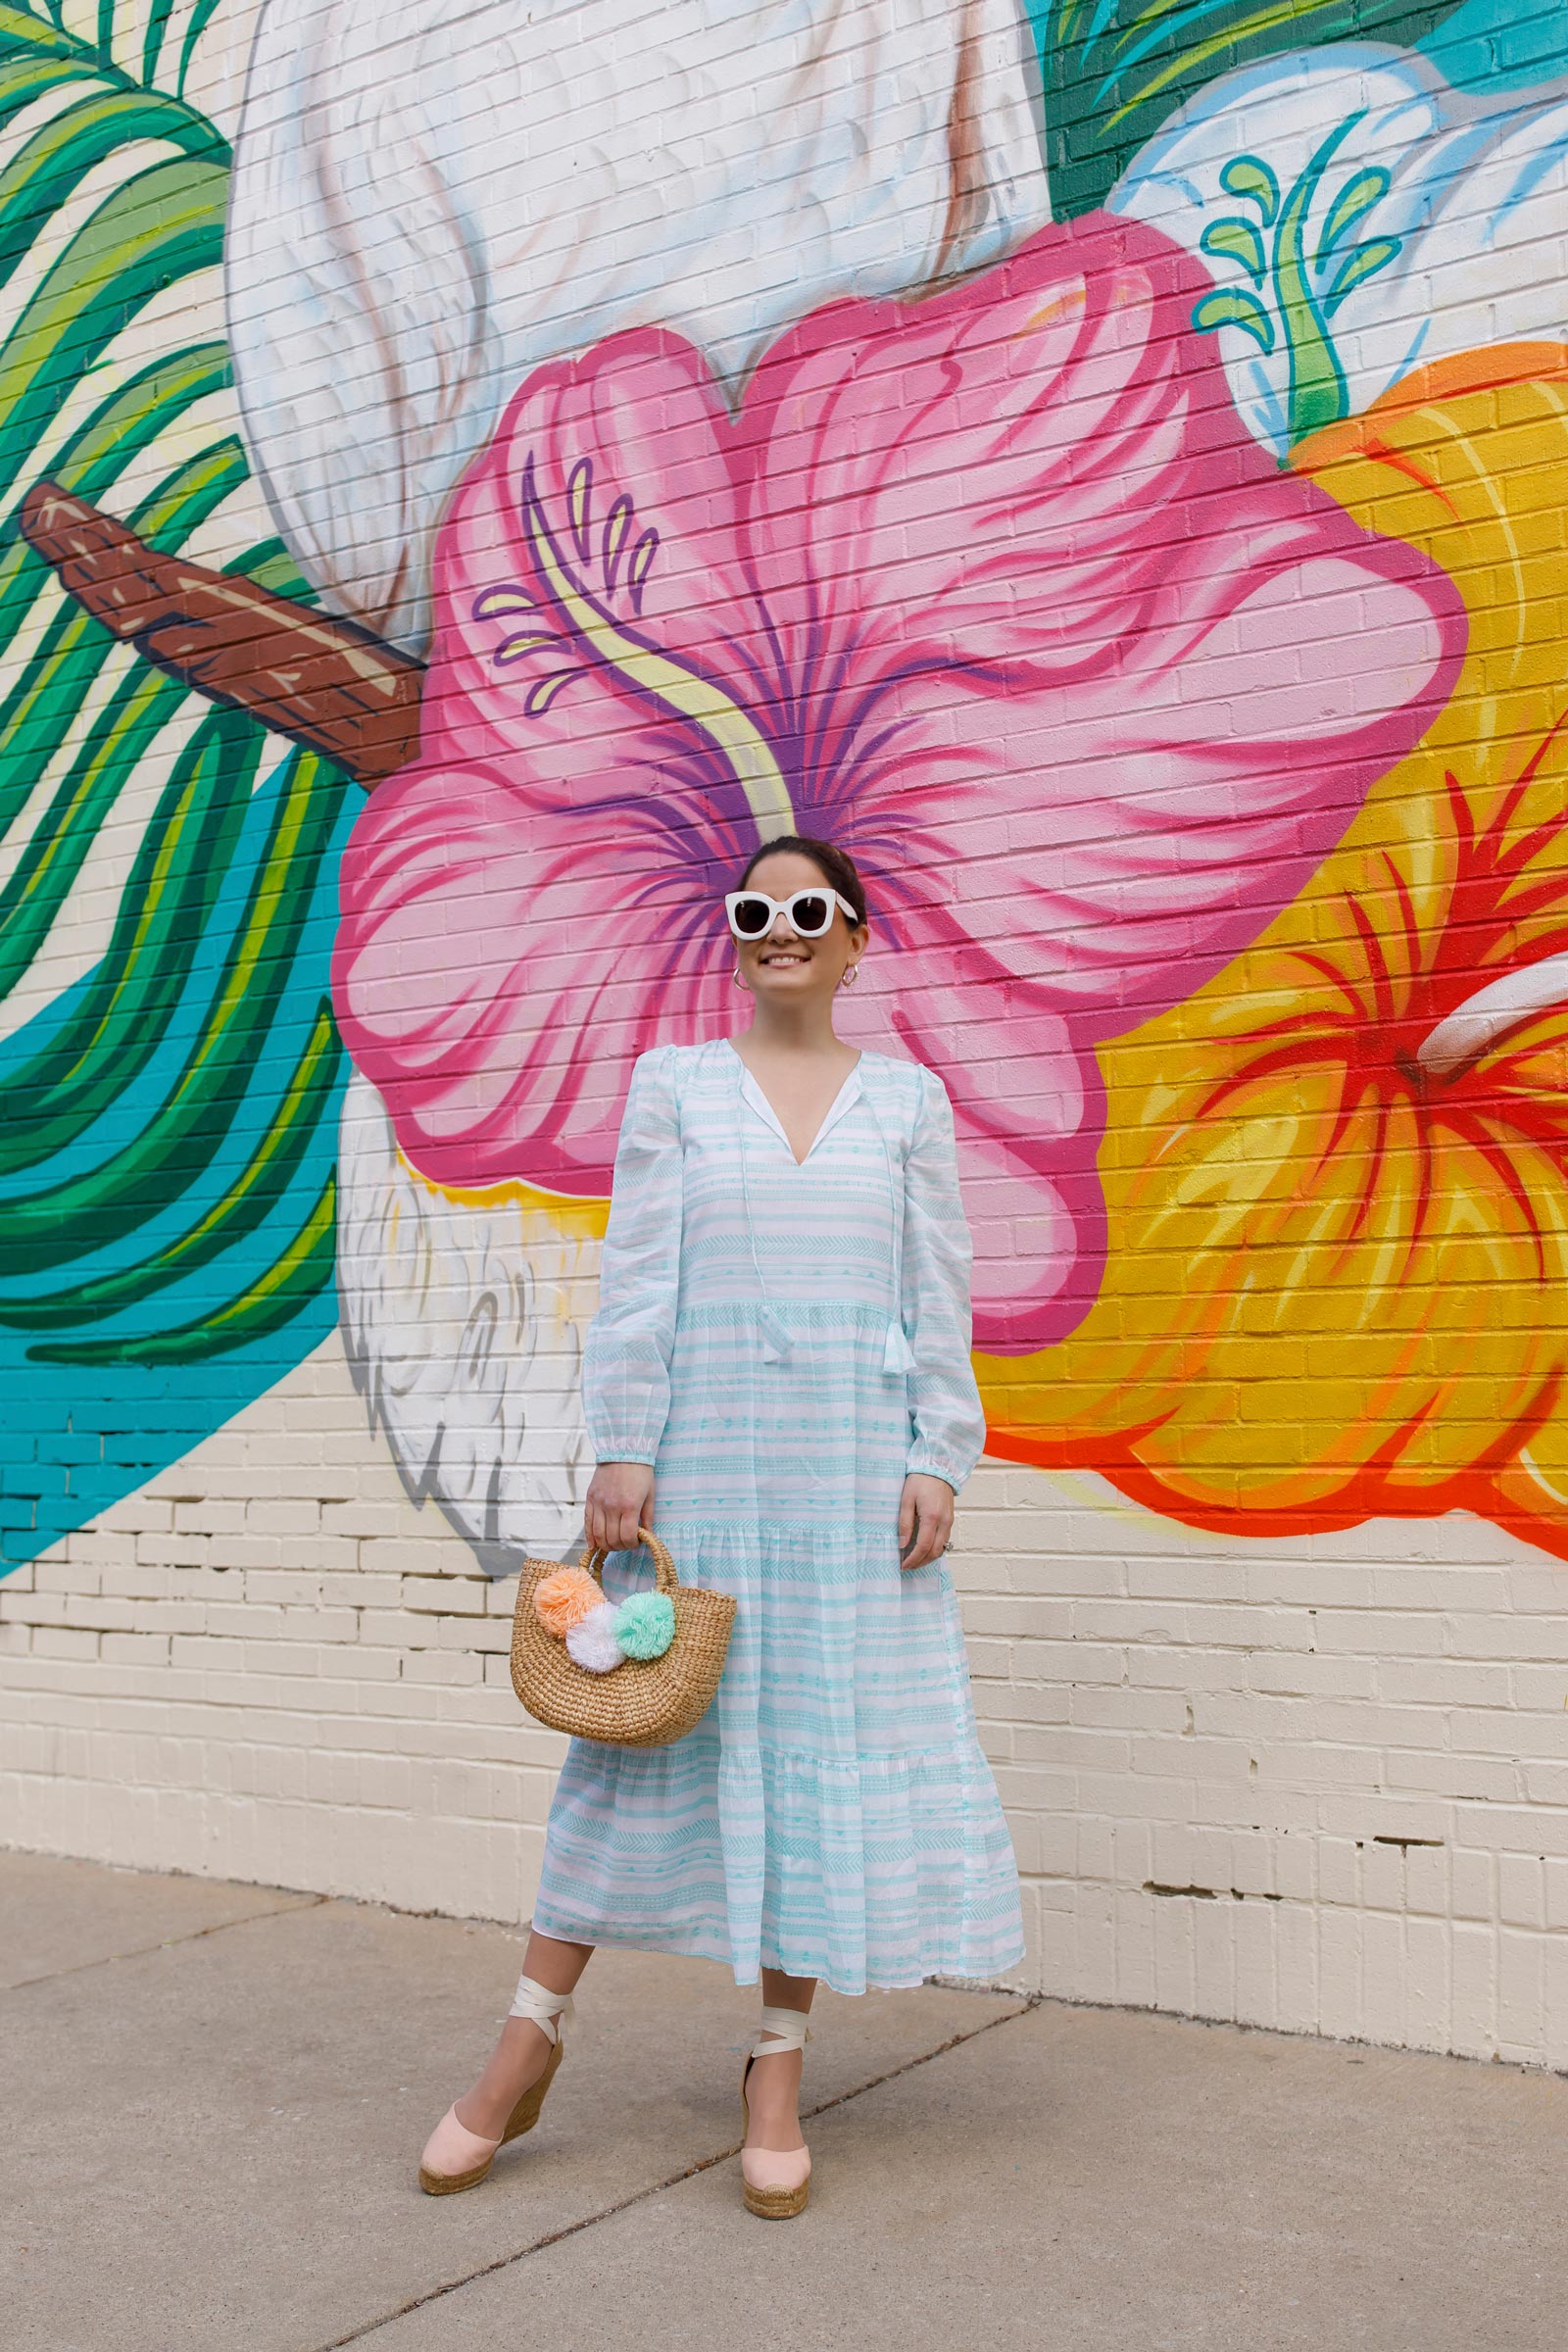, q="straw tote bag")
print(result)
[511,1526,736,1748]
